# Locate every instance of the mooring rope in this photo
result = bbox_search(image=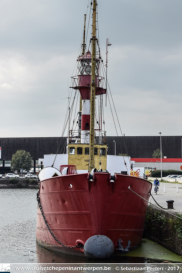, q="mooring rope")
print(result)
[128,186,182,220]
[150,192,168,210]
